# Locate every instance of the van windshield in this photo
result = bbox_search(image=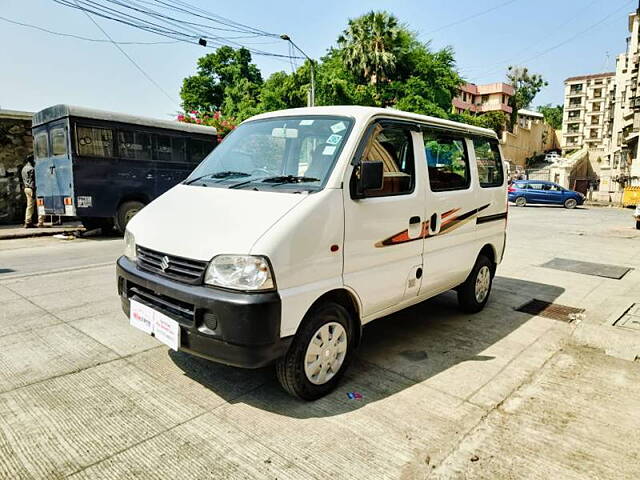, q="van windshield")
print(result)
[185,116,353,192]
